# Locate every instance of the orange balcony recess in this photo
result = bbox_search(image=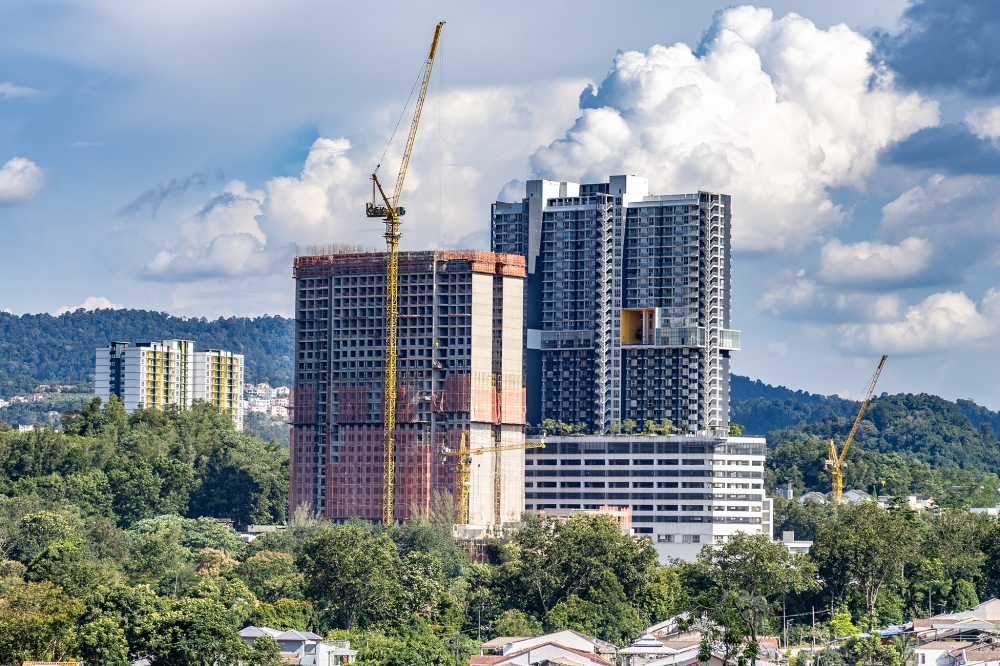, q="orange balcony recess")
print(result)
[621,308,656,346]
